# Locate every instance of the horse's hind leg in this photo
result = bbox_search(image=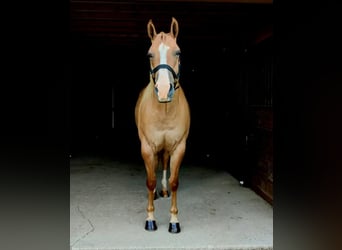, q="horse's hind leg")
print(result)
[168,141,186,233]
[160,151,170,198]
[141,141,158,231]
